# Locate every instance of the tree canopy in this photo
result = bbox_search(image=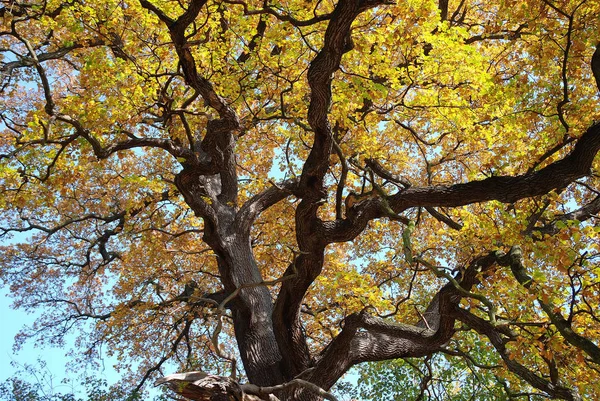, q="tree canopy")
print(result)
[1,0,600,399]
